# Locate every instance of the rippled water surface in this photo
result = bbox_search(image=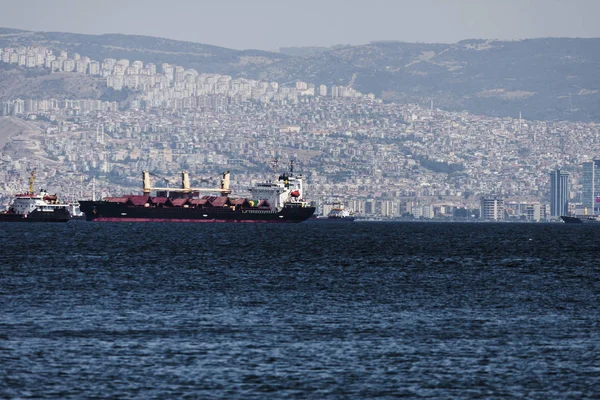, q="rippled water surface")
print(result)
[1,221,599,398]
